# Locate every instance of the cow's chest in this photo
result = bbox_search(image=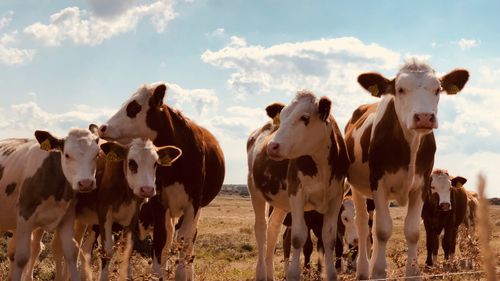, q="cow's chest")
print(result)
[112,201,137,226]
[34,197,72,231]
